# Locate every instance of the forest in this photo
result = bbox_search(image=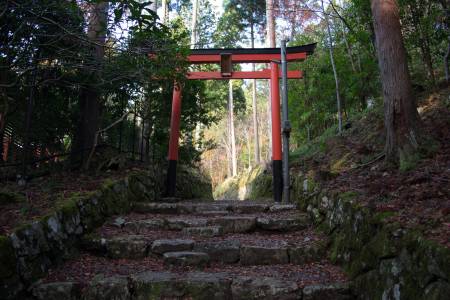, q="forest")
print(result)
[0,0,449,300]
